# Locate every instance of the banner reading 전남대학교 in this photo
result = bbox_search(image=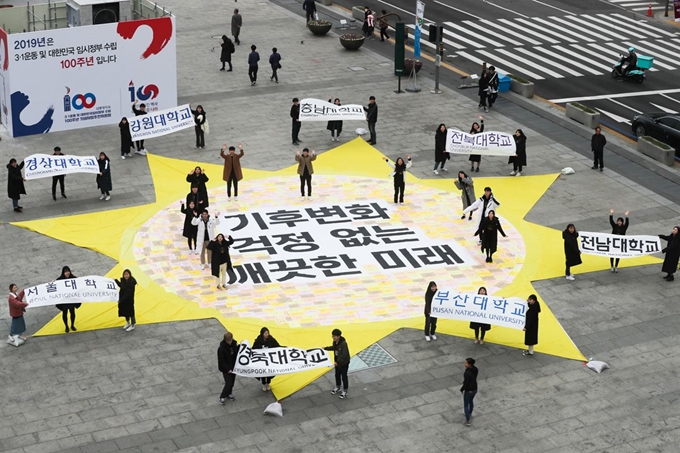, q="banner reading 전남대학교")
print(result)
[232,341,333,377]
[445,129,517,156]
[23,276,119,308]
[579,232,662,258]
[429,291,527,330]
[23,154,100,180]
[128,104,194,140]
[298,99,366,122]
